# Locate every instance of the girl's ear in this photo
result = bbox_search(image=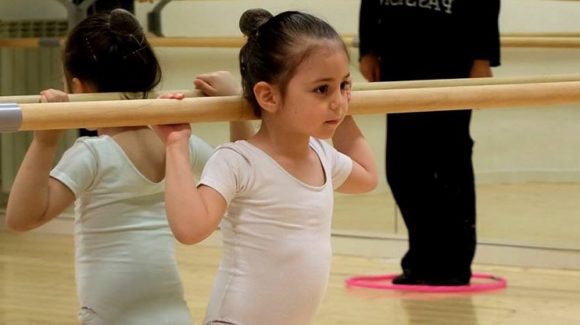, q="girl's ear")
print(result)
[70,78,85,94]
[253,81,280,114]
[71,77,97,94]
